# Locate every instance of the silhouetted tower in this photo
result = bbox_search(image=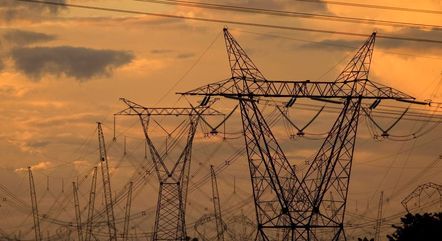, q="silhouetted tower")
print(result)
[73,182,84,241]
[28,167,42,241]
[210,165,225,241]
[85,167,98,241]
[374,192,383,241]
[401,182,442,213]
[115,98,223,241]
[181,28,422,241]
[97,122,118,241]
[123,182,133,241]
